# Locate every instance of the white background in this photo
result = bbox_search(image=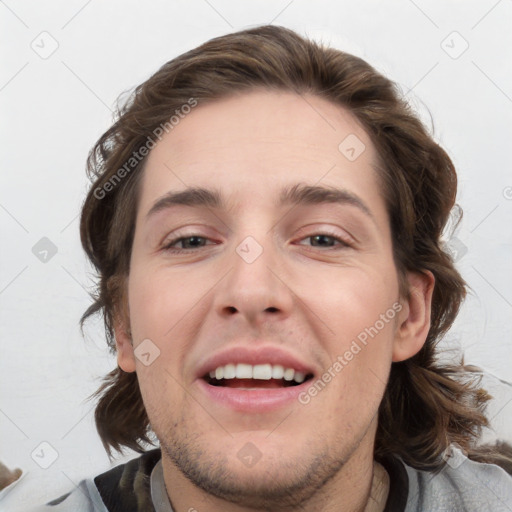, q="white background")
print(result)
[1,1,511,510]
